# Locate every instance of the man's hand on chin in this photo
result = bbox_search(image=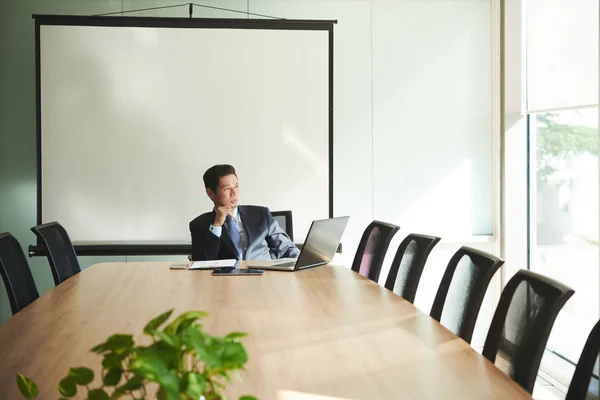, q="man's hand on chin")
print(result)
[214,205,234,226]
